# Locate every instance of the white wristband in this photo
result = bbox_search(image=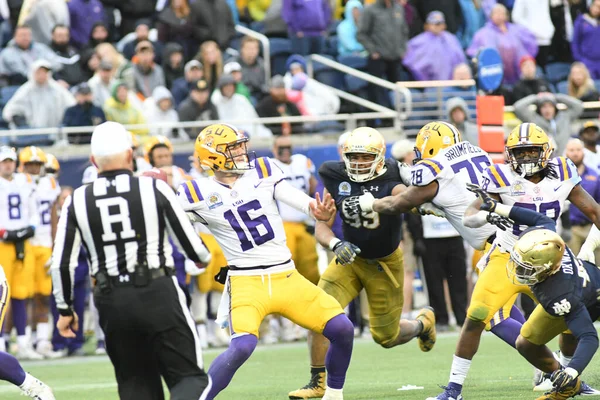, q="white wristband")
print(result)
[494,203,512,218]
[329,238,341,251]
[564,367,579,379]
[582,224,600,251]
